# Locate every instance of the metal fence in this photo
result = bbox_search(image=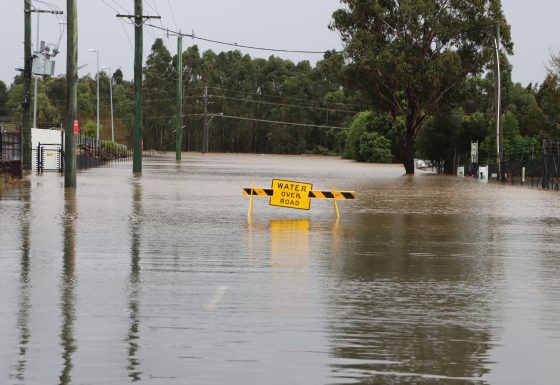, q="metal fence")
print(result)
[73,133,132,170]
[1,128,132,178]
[0,130,22,178]
[457,147,558,190]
